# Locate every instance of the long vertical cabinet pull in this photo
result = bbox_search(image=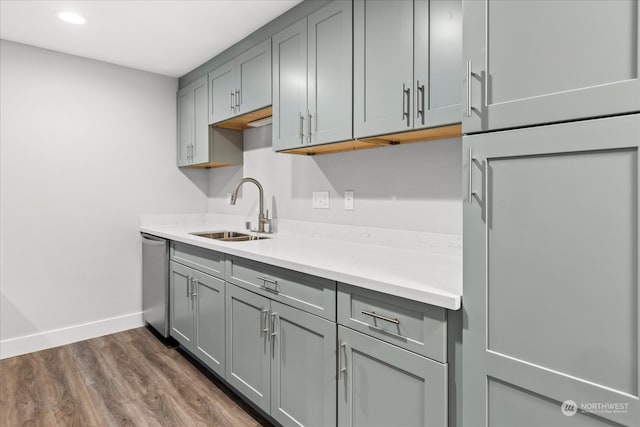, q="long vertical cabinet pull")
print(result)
[402,84,411,127]
[270,312,278,357]
[230,90,235,113]
[235,88,241,112]
[466,60,473,117]
[338,341,347,378]
[186,277,191,298]
[468,147,476,203]
[307,112,313,144]
[416,80,425,125]
[261,308,269,335]
[299,113,305,144]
